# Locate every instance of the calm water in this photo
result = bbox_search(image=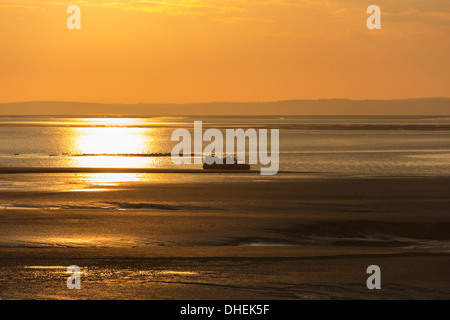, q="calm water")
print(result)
[0,115,449,176]
[1,115,449,251]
